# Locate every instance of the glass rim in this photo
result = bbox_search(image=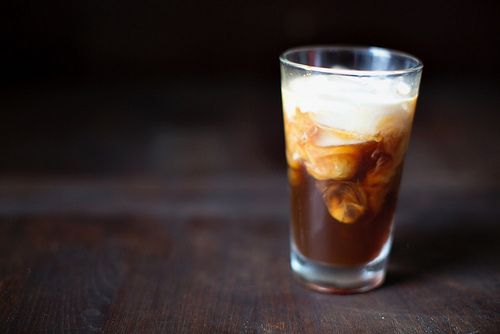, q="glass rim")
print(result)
[280,45,424,77]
